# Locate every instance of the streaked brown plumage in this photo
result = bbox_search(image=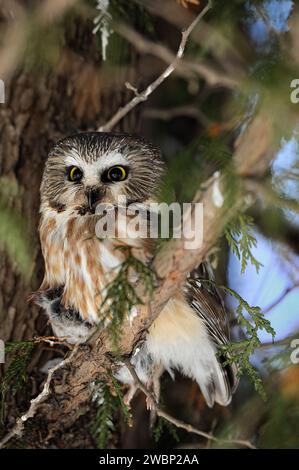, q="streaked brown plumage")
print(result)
[35,131,238,407]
